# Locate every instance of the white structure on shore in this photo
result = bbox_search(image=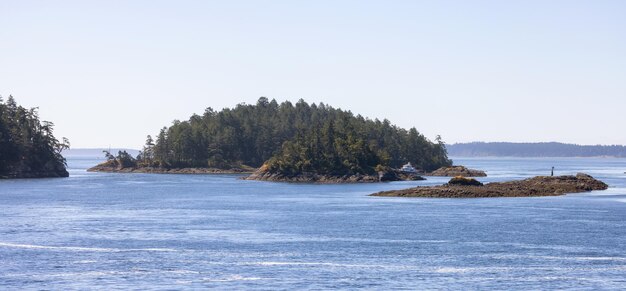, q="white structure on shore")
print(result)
[400,162,417,173]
